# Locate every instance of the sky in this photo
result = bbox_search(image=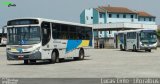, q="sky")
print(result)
[0,0,160,29]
